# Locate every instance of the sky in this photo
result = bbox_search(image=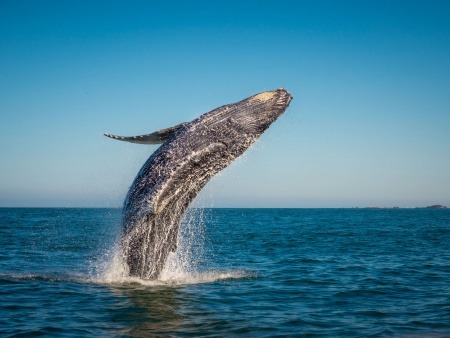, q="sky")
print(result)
[1,0,449,208]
